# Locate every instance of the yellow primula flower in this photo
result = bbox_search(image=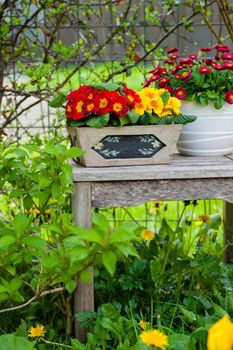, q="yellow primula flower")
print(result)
[140,229,155,241]
[166,97,181,115]
[28,324,46,338]
[159,108,173,117]
[207,315,233,350]
[134,94,150,115]
[150,96,164,116]
[140,329,168,349]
